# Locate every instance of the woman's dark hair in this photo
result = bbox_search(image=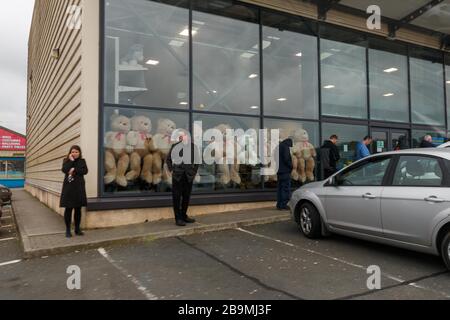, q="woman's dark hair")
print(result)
[65,145,83,162]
